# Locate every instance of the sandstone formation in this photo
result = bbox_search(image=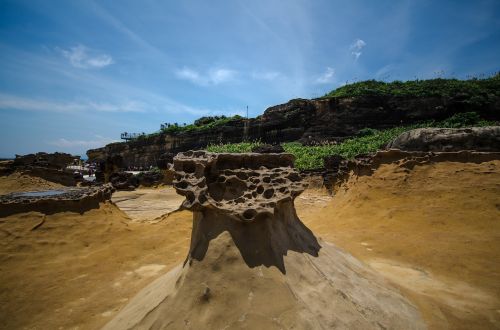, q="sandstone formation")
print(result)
[387,126,500,152]
[87,94,500,168]
[0,184,114,217]
[104,152,425,329]
[2,152,79,187]
[323,149,500,192]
